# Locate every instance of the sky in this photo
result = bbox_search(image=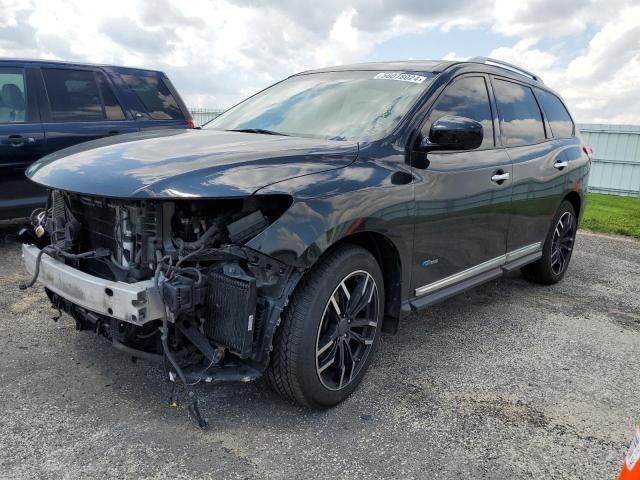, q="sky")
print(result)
[1,0,639,124]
